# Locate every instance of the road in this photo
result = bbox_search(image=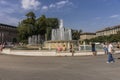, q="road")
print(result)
[0,54,120,80]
